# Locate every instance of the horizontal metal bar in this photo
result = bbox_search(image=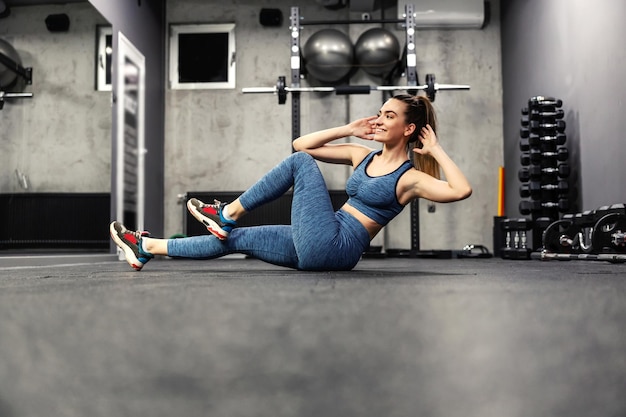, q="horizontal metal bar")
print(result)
[372,84,471,92]
[431,84,471,90]
[531,251,626,263]
[0,92,34,99]
[241,87,279,94]
[242,84,470,94]
[298,18,405,26]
